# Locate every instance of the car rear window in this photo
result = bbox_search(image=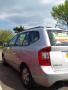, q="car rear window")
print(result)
[47,30,68,46]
